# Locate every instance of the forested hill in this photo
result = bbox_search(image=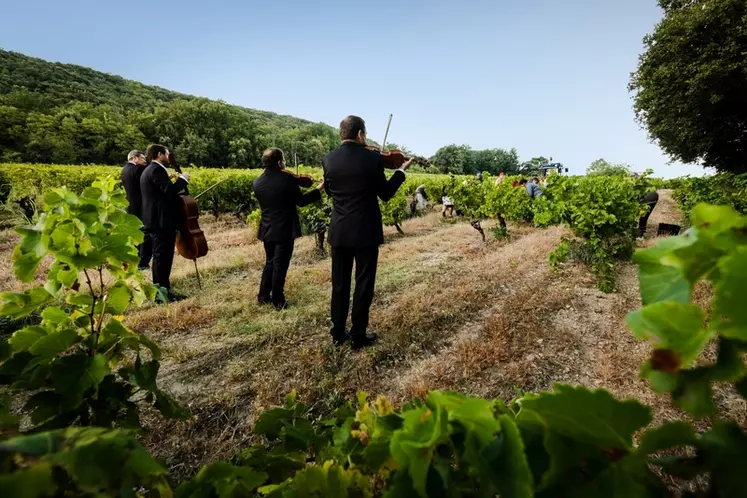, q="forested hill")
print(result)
[0,49,339,167]
[0,49,531,175]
